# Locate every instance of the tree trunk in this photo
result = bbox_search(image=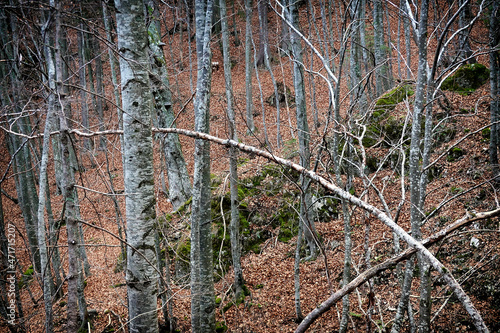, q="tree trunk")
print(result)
[256,0,269,67]
[102,1,127,258]
[114,0,159,331]
[373,0,390,95]
[245,0,255,133]
[220,0,244,300]
[286,0,317,259]
[77,20,92,152]
[91,32,107,150]
[147,0,192,211]
[393,1,430,330]
[490,1,500,179]
[190,1,216,331]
